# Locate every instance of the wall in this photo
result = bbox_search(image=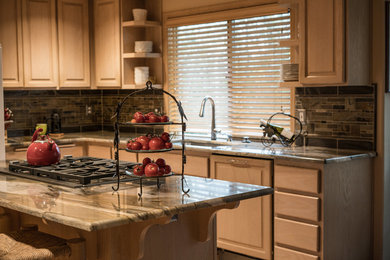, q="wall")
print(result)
[4,90,164,137]
[295,85,376,150]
